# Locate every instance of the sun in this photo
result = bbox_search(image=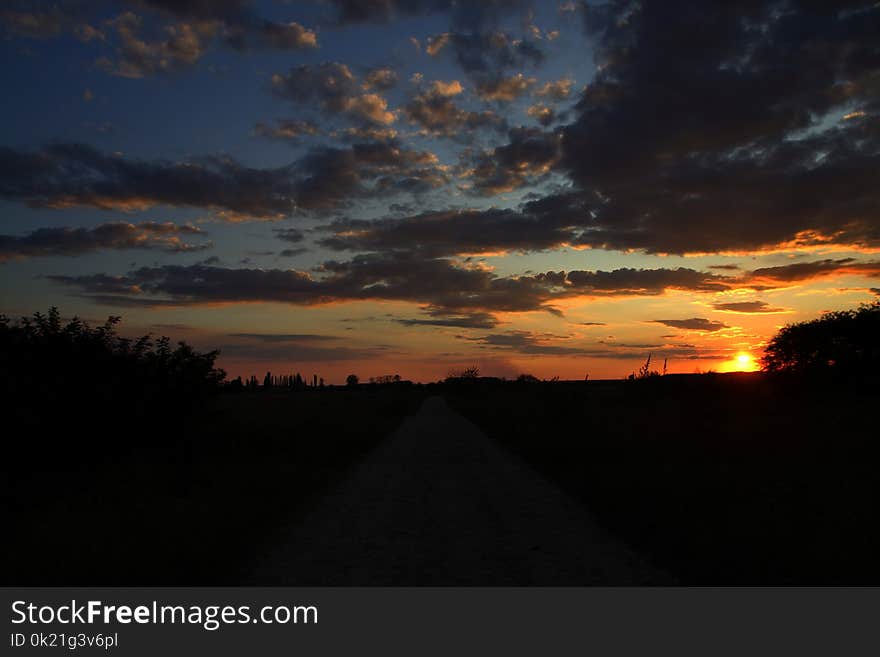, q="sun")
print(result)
[732,352,759,372]
[719,351,759,372]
